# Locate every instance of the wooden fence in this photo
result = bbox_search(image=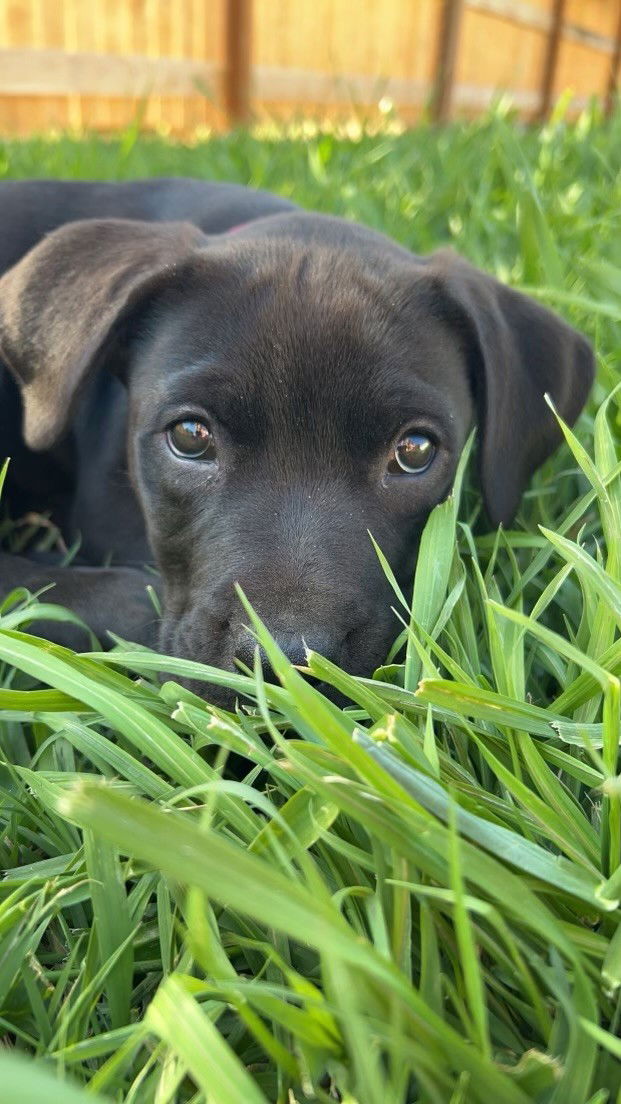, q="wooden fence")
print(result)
[0,0,620,135]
